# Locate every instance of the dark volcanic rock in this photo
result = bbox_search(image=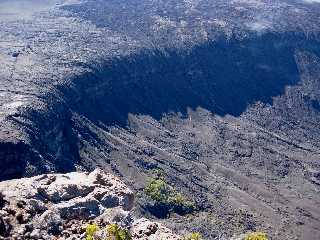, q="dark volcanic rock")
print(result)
[0,216,10,237]
[1,0,320,239]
